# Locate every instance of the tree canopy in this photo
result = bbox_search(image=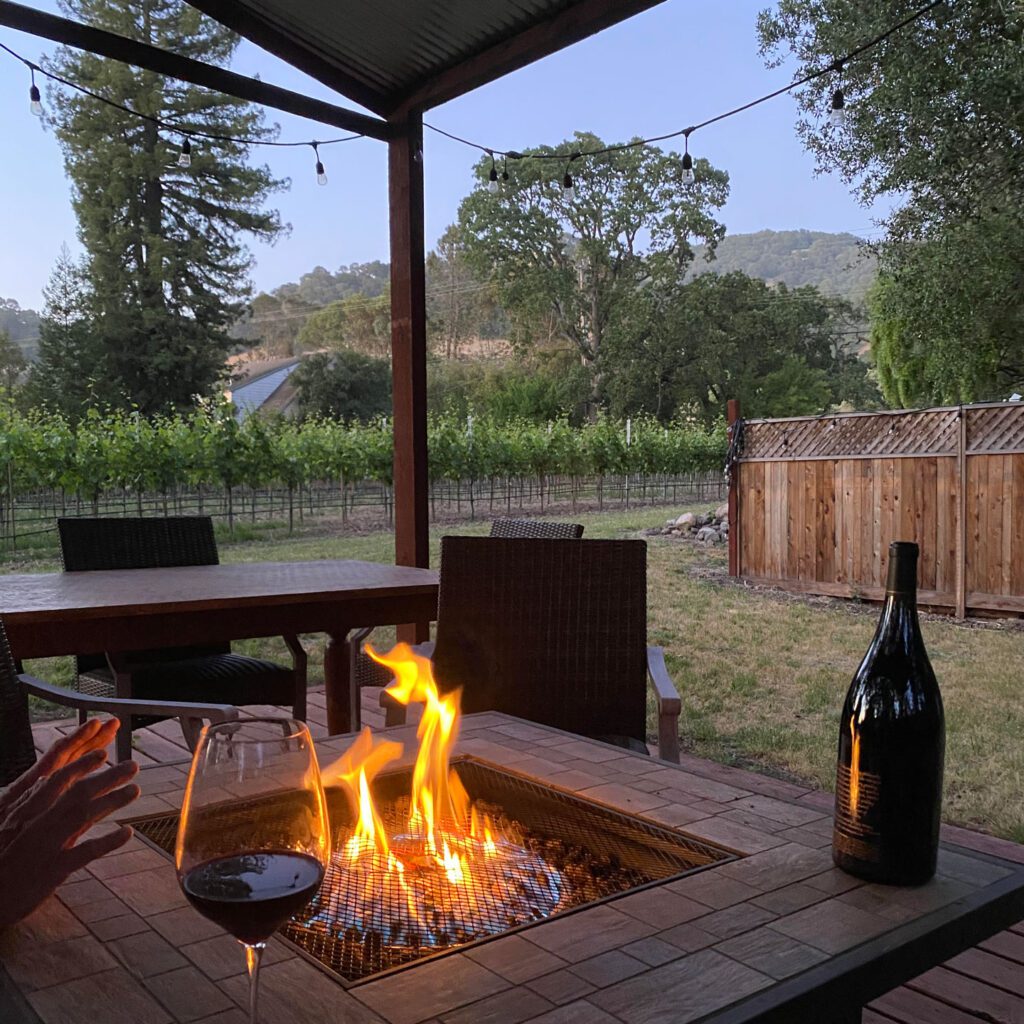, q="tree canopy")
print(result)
[603,270,872,423]
[457,132,730,407]
[291,351,392,422]
[758,0,1024,405]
